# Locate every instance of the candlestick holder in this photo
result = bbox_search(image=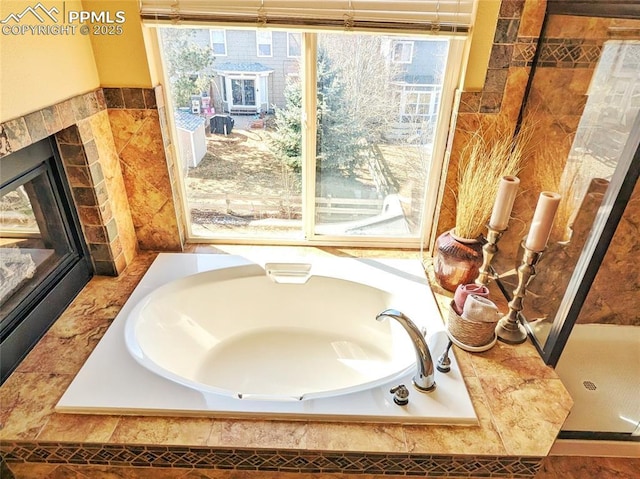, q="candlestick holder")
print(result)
[496,243,544,344]
[475,225,506,286]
